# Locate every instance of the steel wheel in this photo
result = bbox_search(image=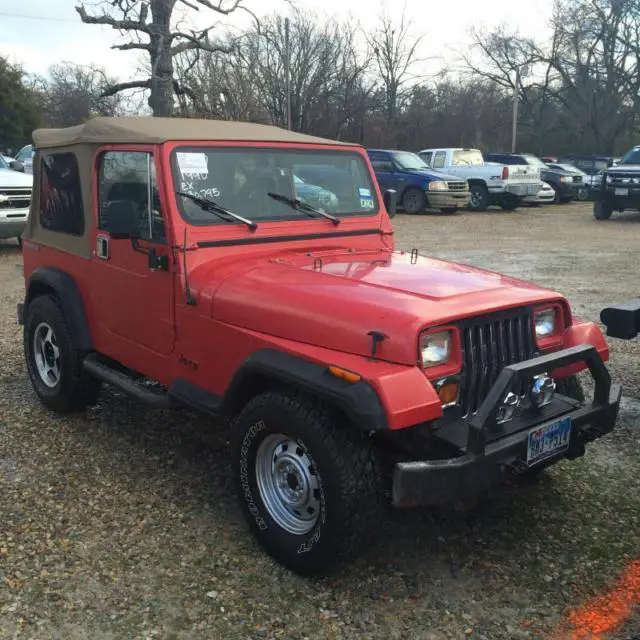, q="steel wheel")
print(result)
[33,322,61,388]
[255,434,321,535]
